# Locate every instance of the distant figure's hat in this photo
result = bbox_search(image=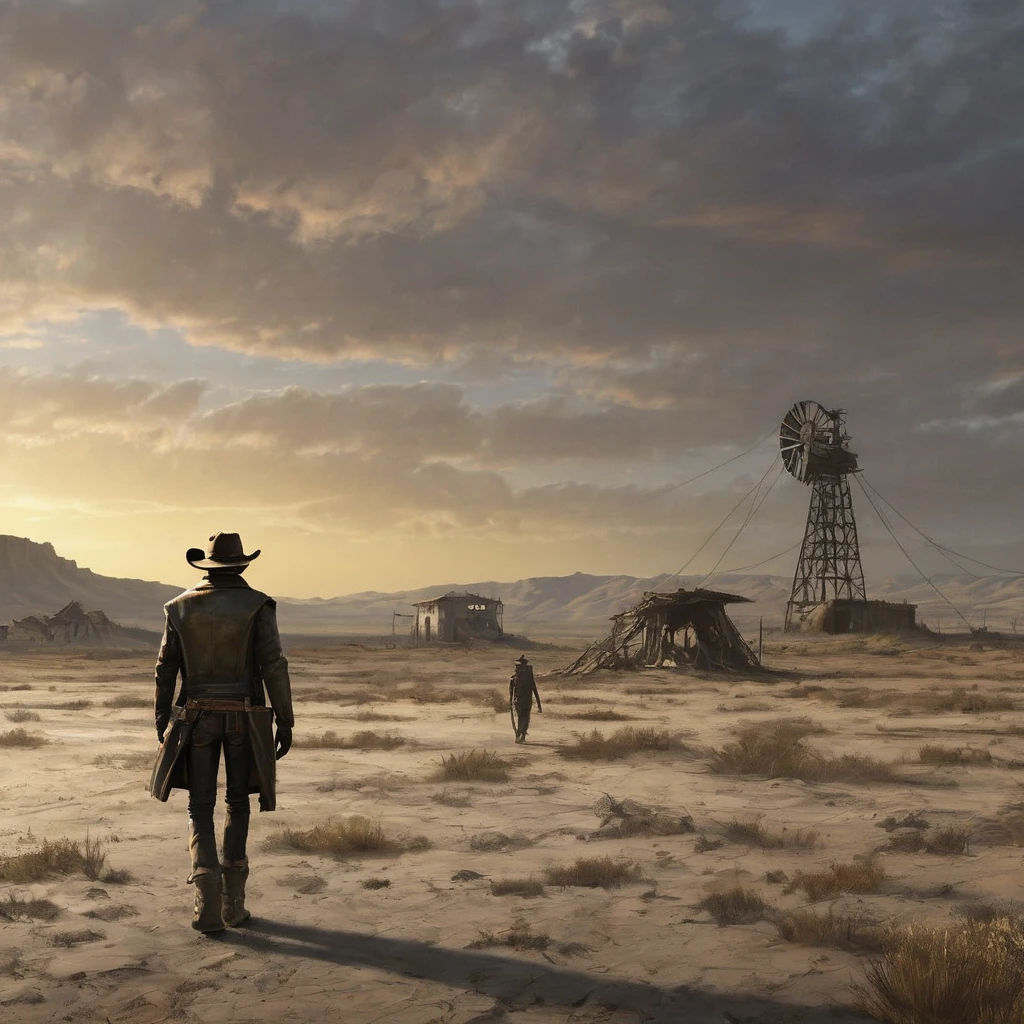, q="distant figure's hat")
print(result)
[517,655,529,663]
[186,532,261,570]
